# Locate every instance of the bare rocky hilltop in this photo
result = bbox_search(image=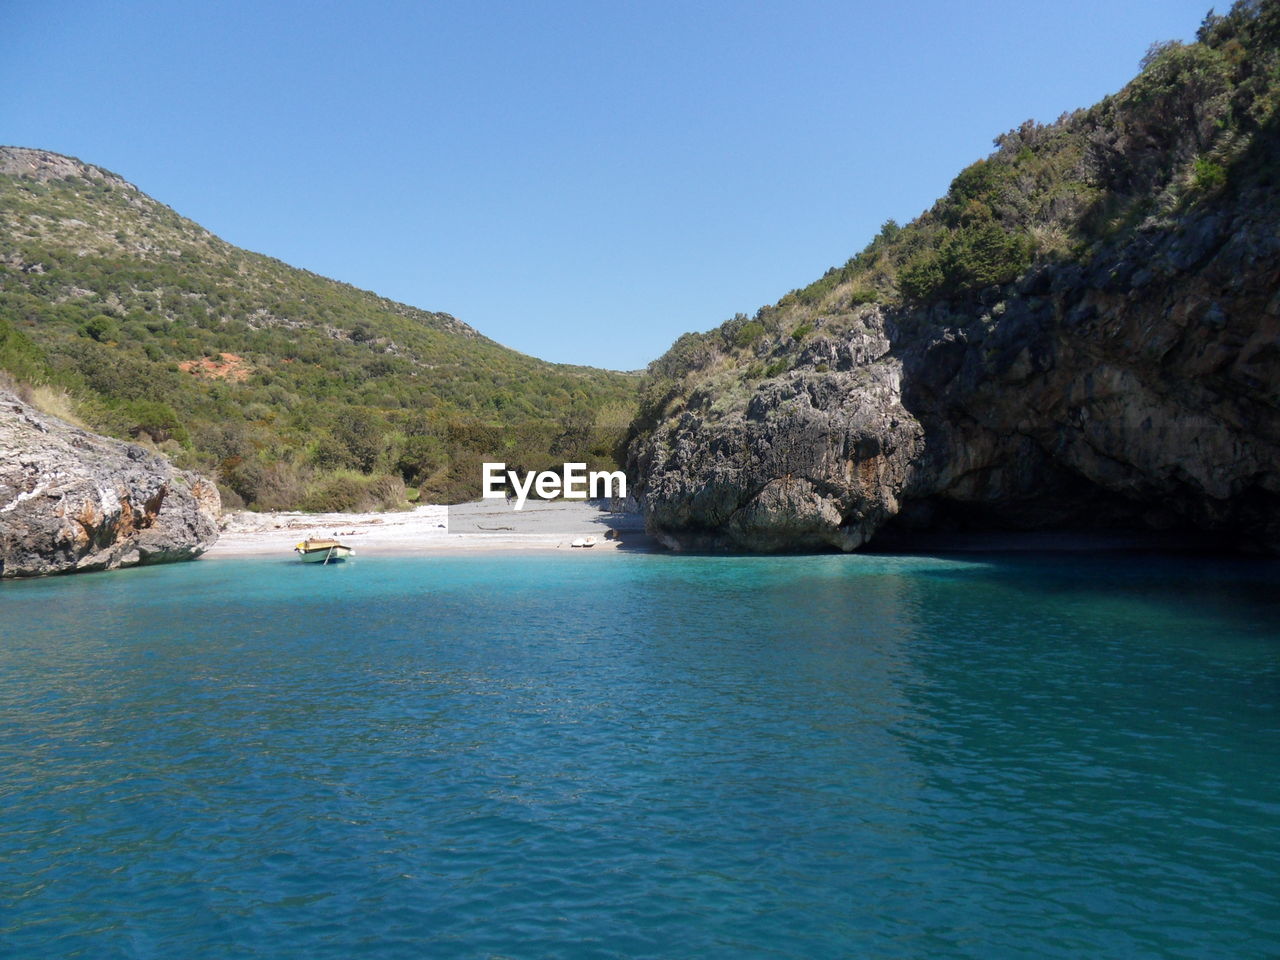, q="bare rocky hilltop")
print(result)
[628,4,1280,553]
[0,389,220,577]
